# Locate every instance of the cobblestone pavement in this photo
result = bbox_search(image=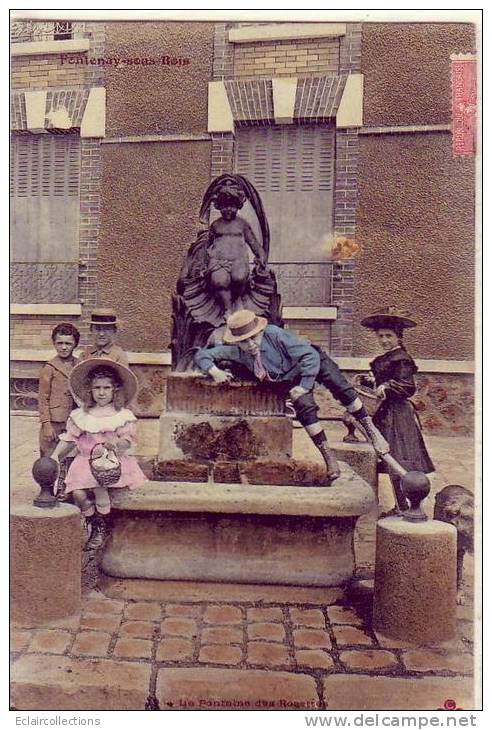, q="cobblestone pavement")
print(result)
[11,582,475,711]
[10,415,478,711]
